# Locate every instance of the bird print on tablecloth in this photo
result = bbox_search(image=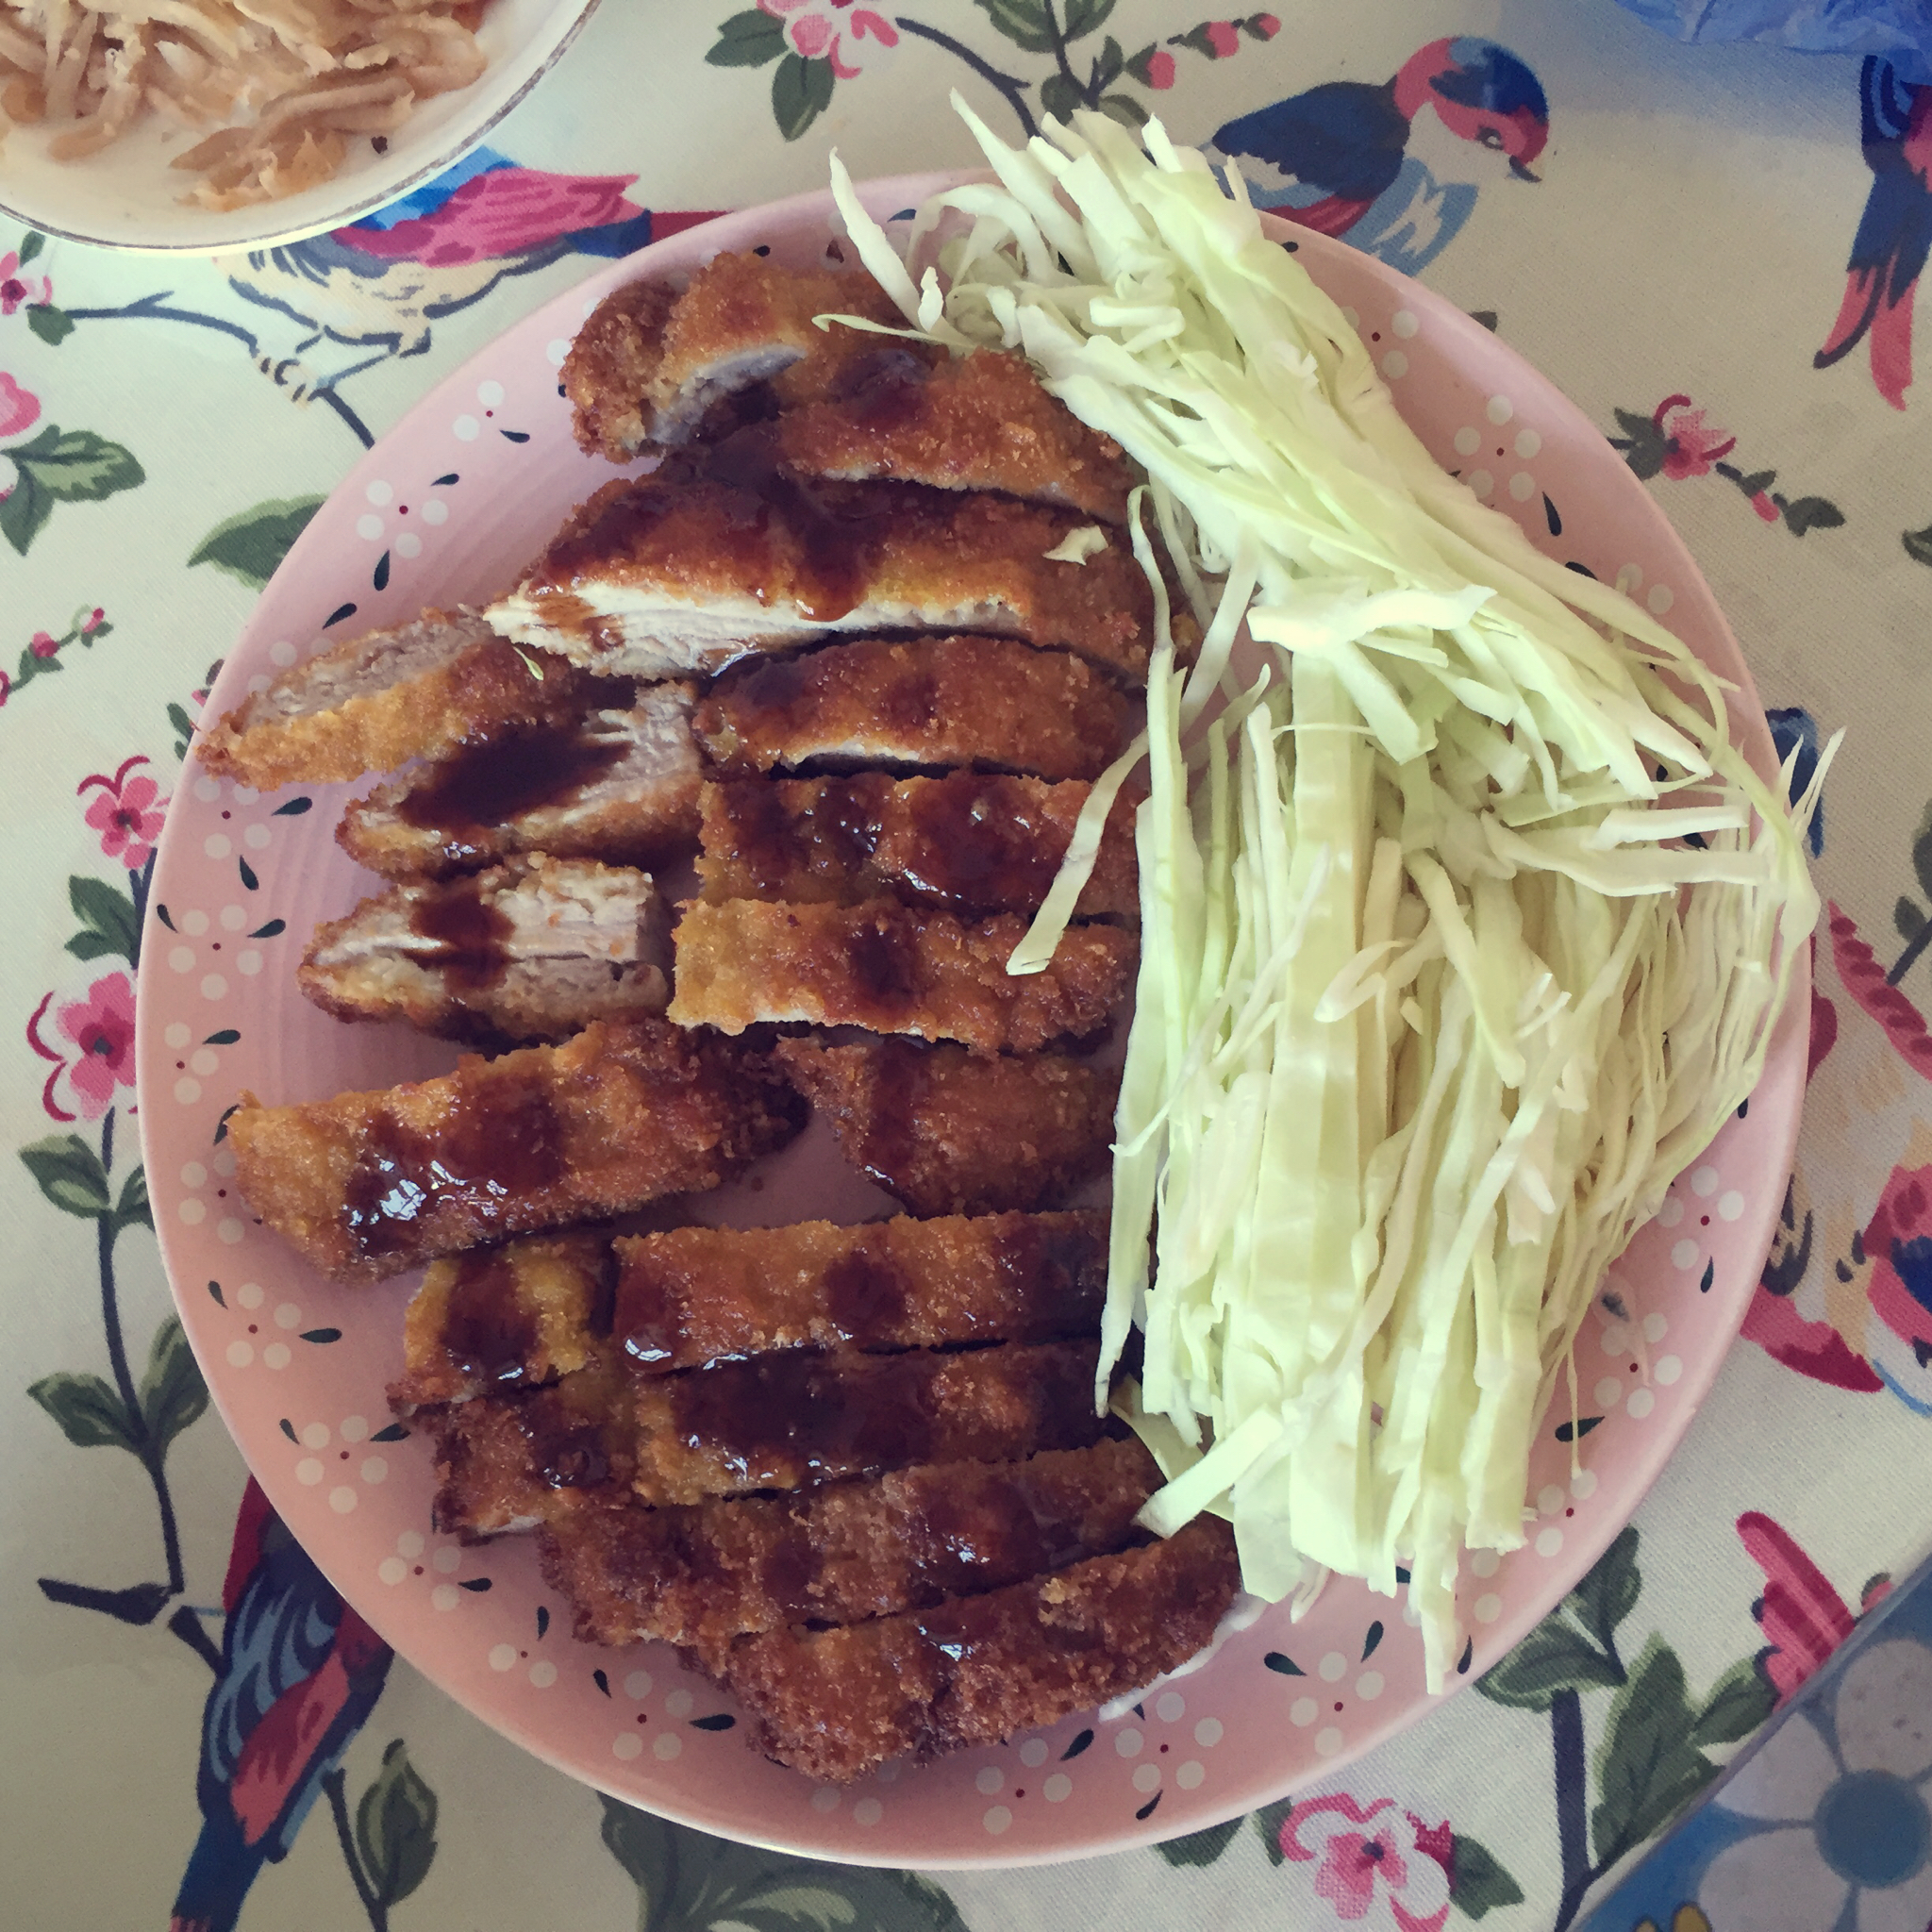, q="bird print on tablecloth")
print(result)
[169,1478,393,1932]
[1205,38,1549,276]
[221,145,721,398]
[1816,57,1932,409]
